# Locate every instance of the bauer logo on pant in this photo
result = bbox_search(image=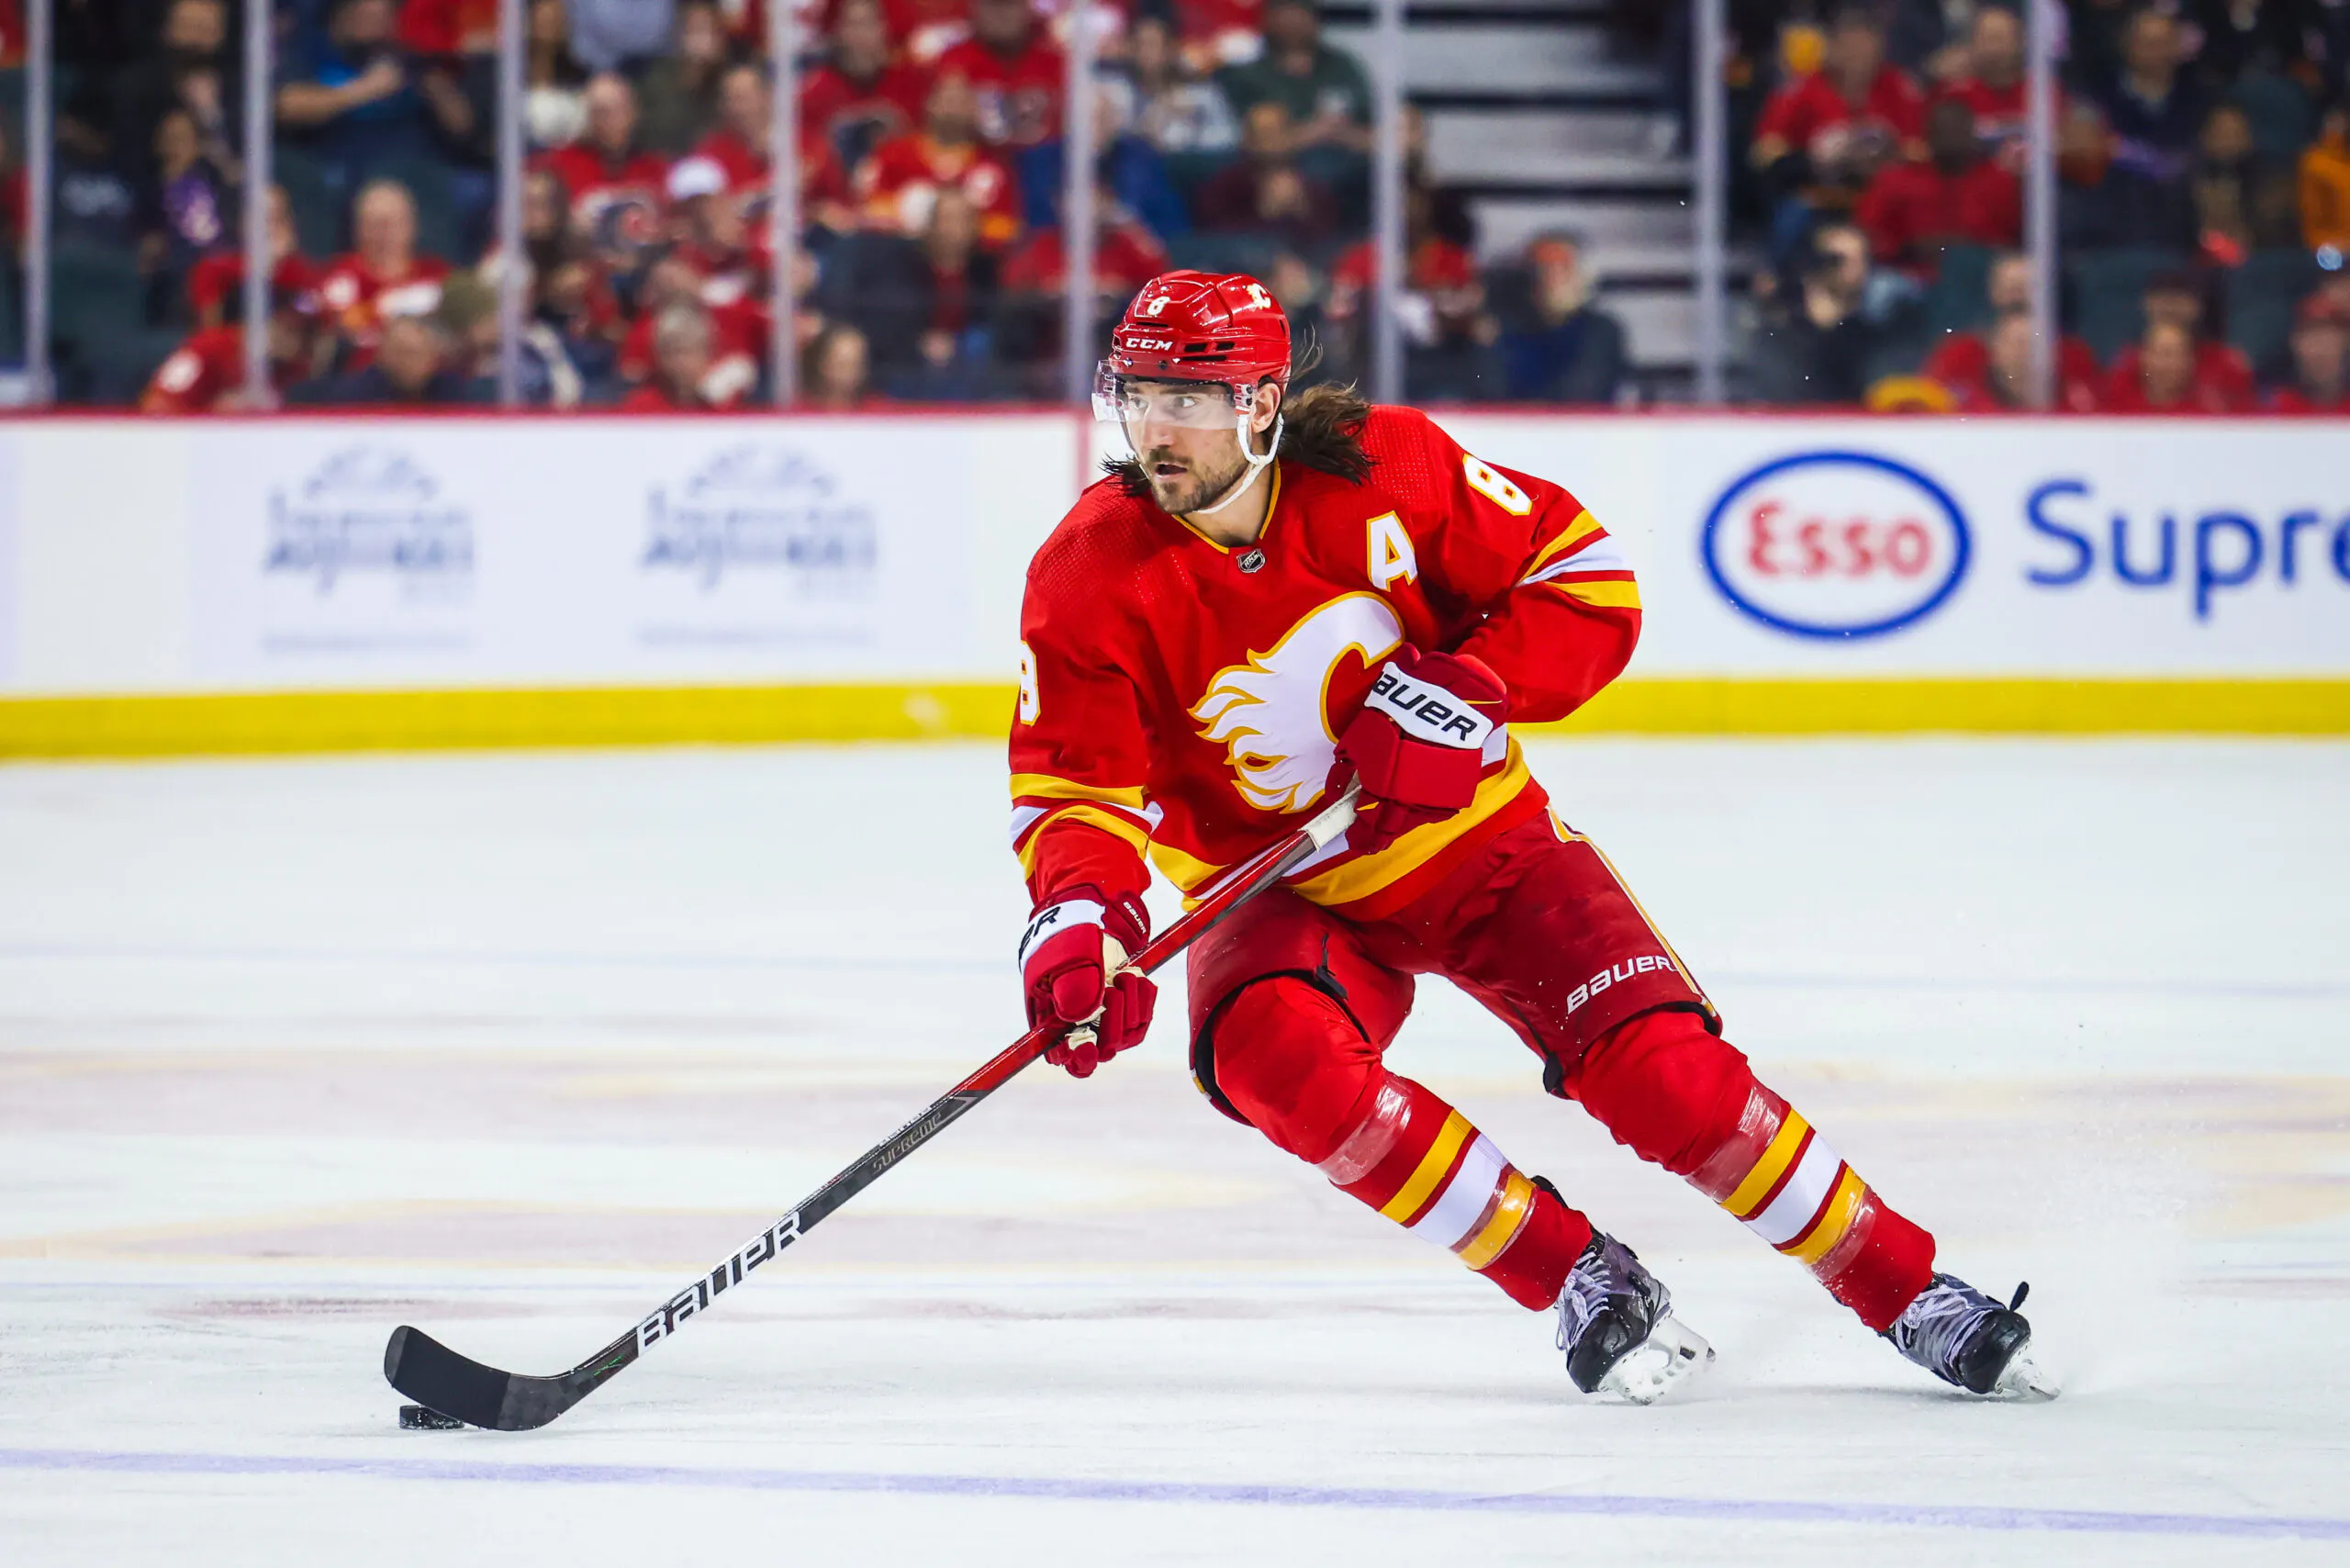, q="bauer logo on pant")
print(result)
[1700,451,1972,640]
